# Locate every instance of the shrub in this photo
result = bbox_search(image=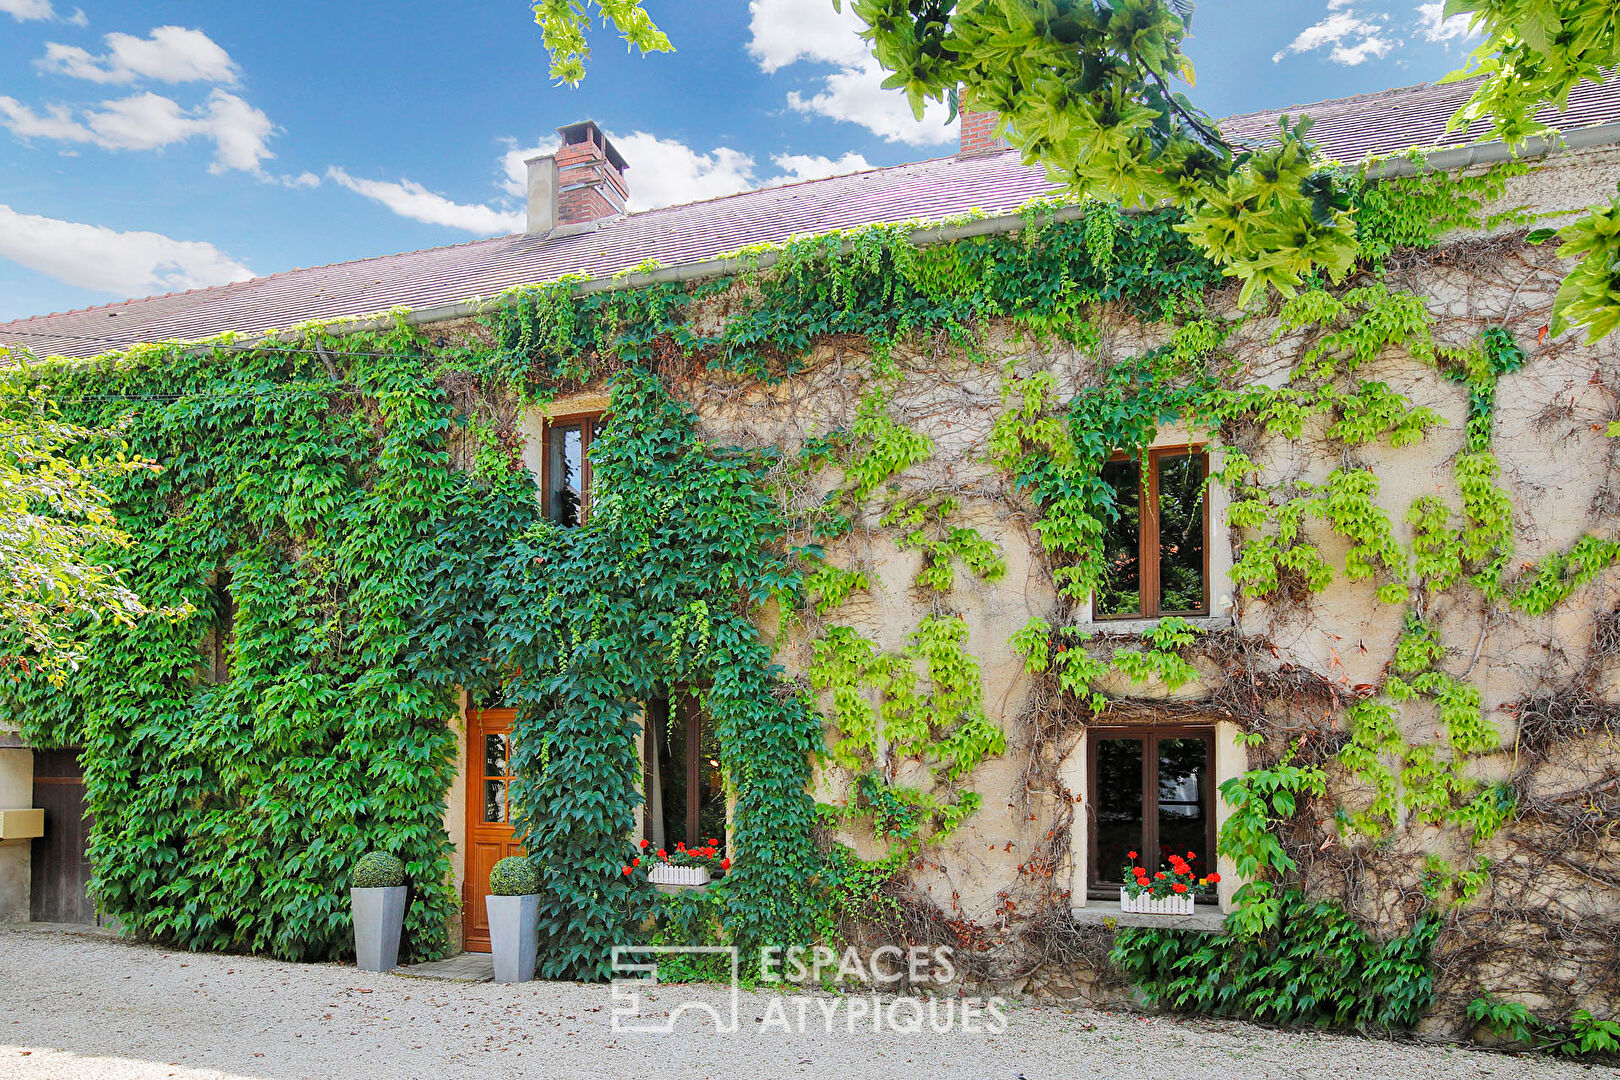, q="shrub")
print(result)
[489,856,540,896]
[352,851,405,890]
